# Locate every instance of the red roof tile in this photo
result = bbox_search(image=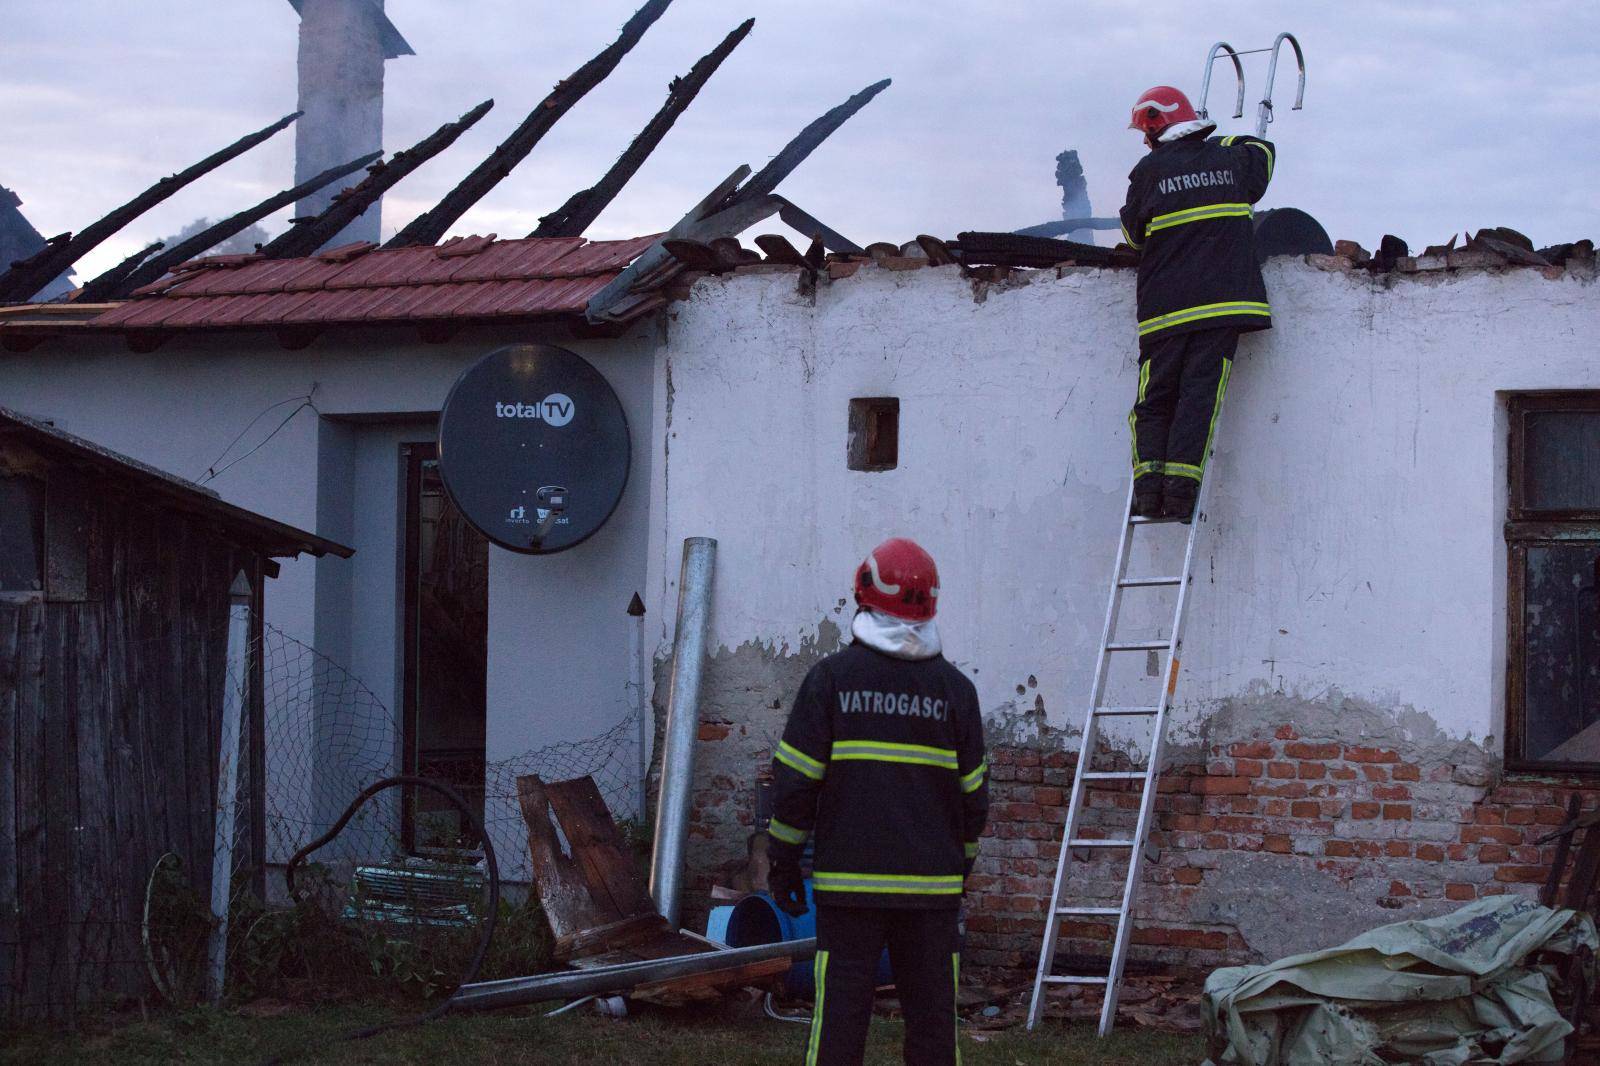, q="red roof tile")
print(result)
[92,233,665,333]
